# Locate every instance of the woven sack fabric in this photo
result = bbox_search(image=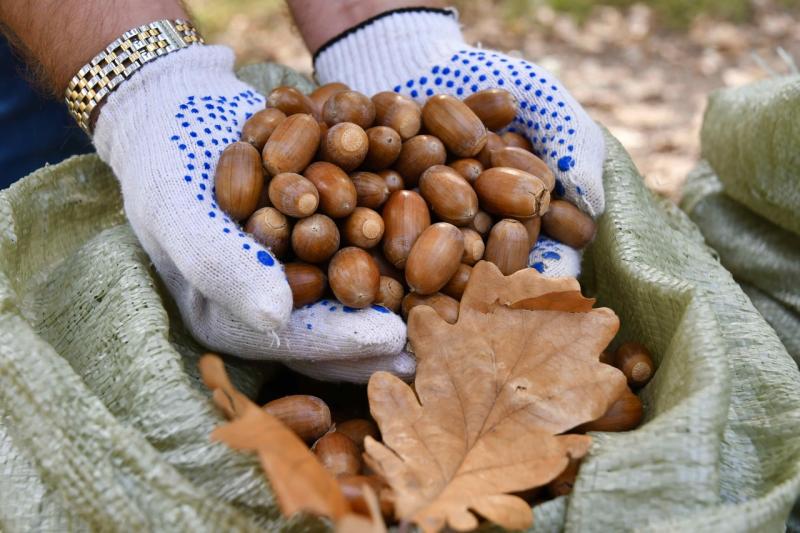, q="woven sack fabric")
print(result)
[700,74,800,236]
[1,63,800,533]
